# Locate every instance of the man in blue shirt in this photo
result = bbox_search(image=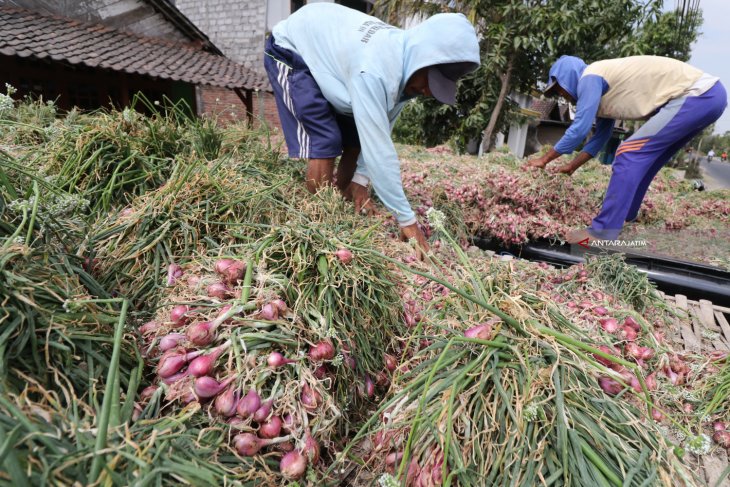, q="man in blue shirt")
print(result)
[528,55,726,244]
[264,4,480,257]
